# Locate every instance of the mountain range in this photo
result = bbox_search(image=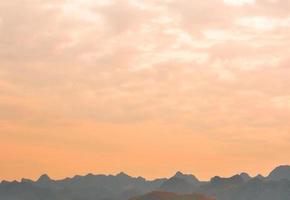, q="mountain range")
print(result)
[1,165,290,200]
